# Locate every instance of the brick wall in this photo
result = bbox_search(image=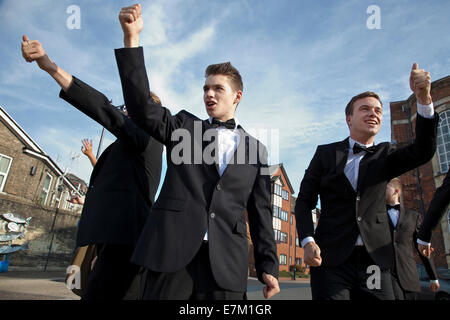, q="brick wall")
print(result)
[0,193,79,271]
[390,76,450,269]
